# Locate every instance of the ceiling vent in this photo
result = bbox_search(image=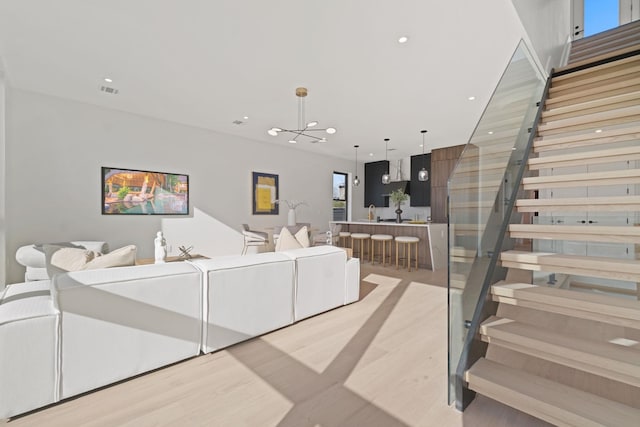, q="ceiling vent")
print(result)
[100,85,119,95]
[232,120,244,125]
